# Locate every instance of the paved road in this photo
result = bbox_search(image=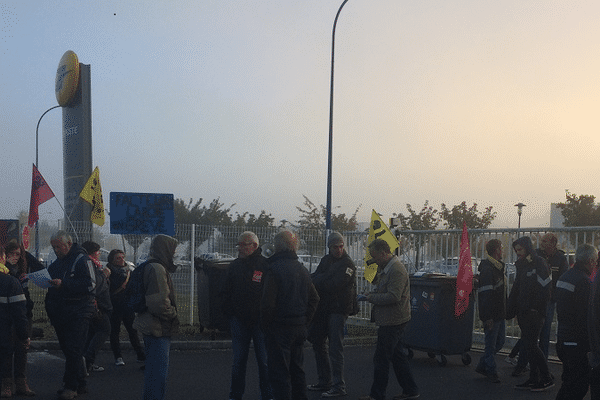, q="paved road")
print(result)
[26,344,583,400]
